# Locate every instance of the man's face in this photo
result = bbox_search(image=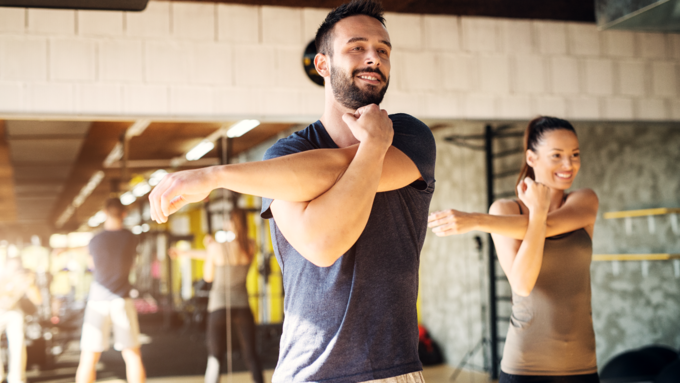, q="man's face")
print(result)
[328,15,391,110]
